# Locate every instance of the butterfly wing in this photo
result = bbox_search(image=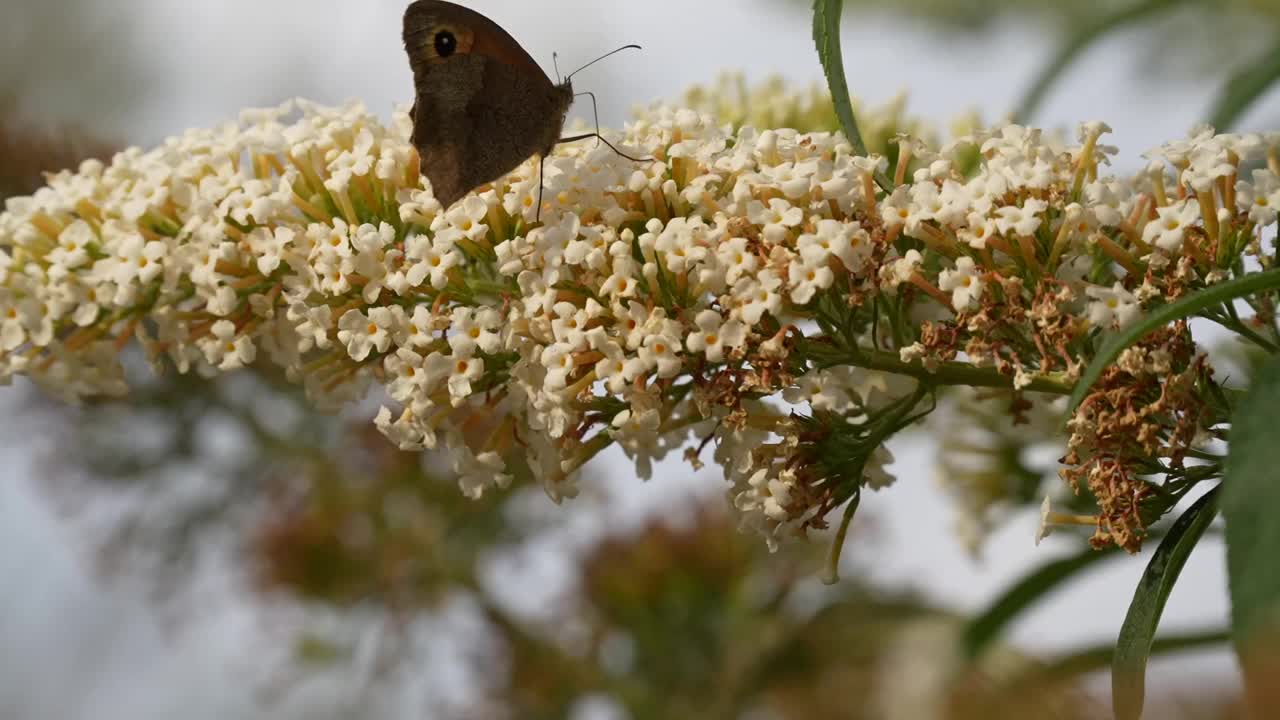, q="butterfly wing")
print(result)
[404,1,545,80]
[403,1,571,209]
[406,52,487,209]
